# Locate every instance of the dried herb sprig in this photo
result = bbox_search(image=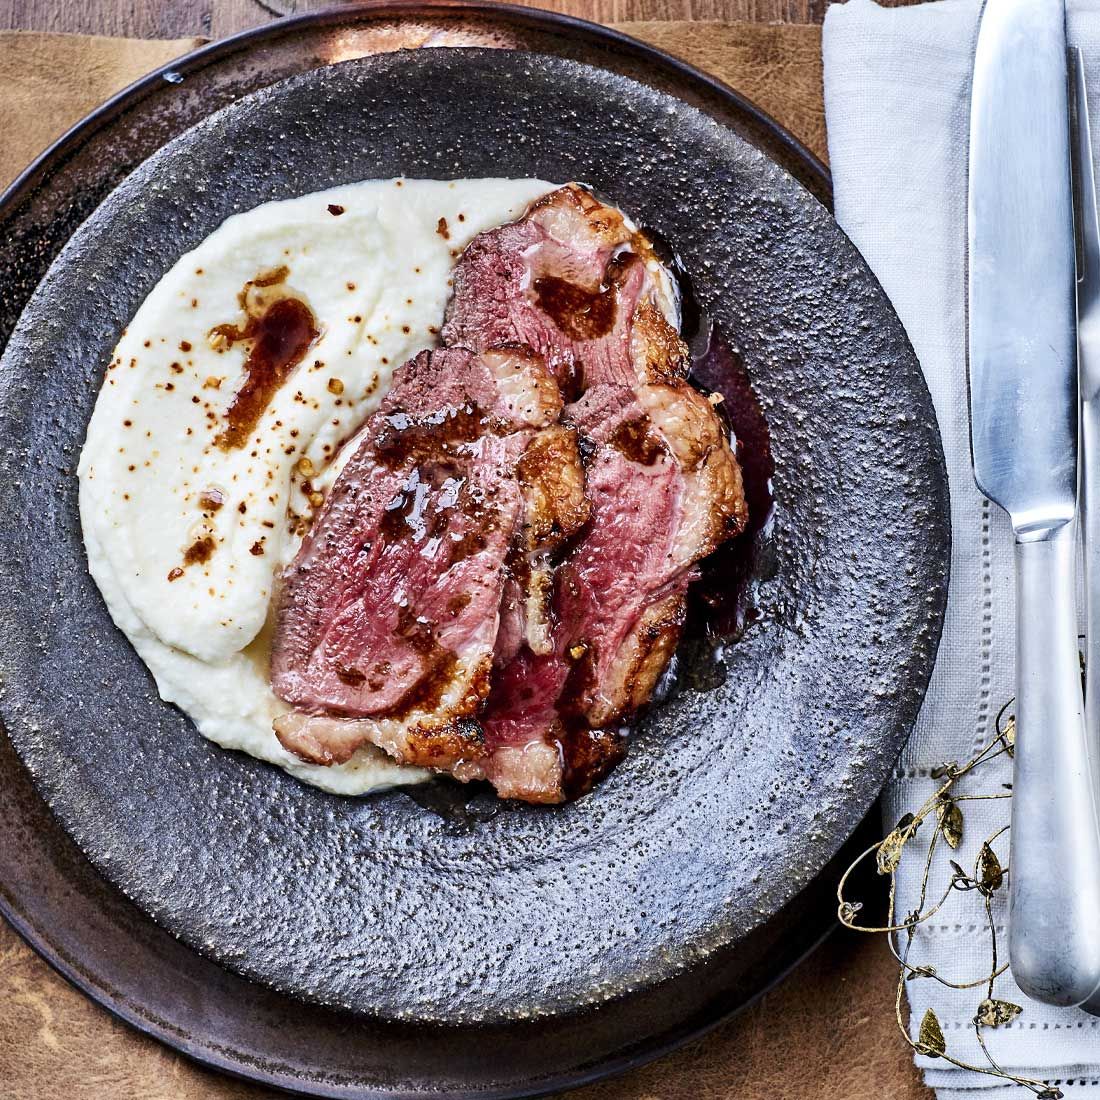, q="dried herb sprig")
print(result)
[838,700,1063,1099]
